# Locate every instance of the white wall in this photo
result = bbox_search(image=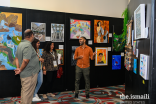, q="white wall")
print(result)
[10,0,128,18]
